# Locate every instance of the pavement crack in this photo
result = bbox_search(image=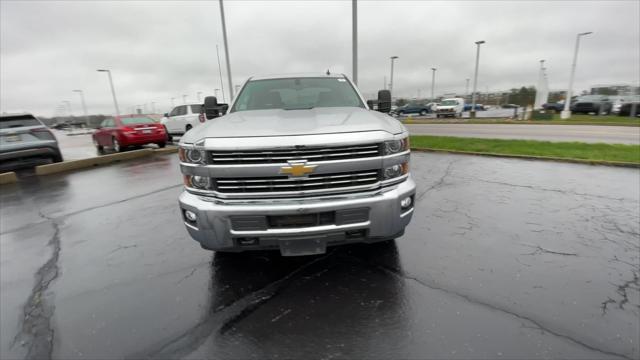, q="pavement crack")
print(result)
[520,244,578,257]
[373,263,632,360]
[136,250,337,359]
[12,212,62,360]
[415,160,457,202]
[108,244,138,254]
